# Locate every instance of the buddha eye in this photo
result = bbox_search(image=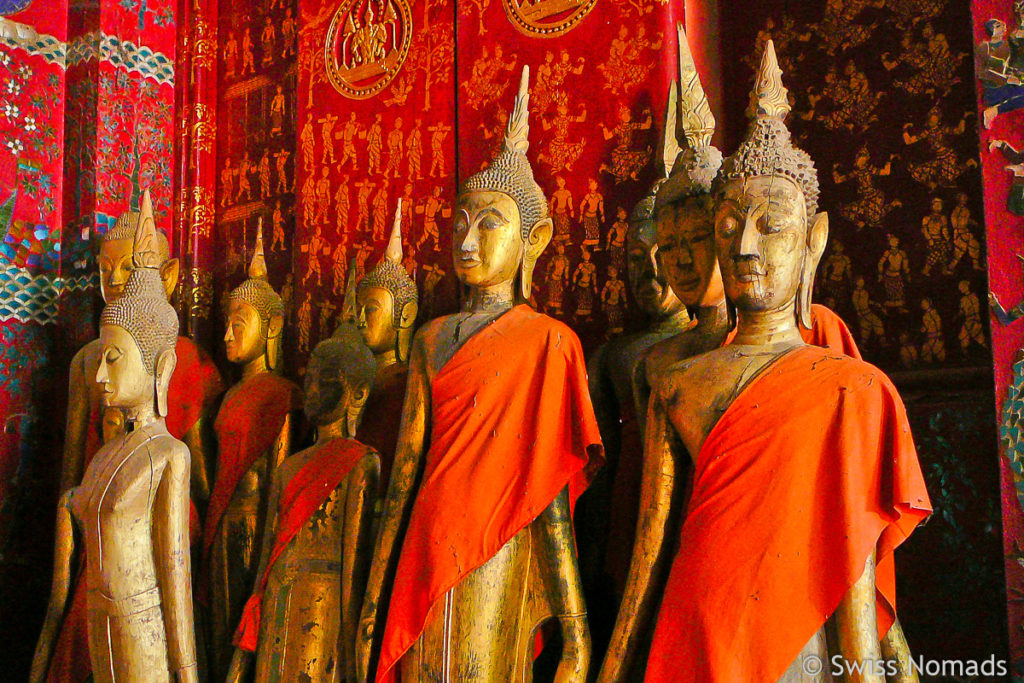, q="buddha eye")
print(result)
[479,216,499,231]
